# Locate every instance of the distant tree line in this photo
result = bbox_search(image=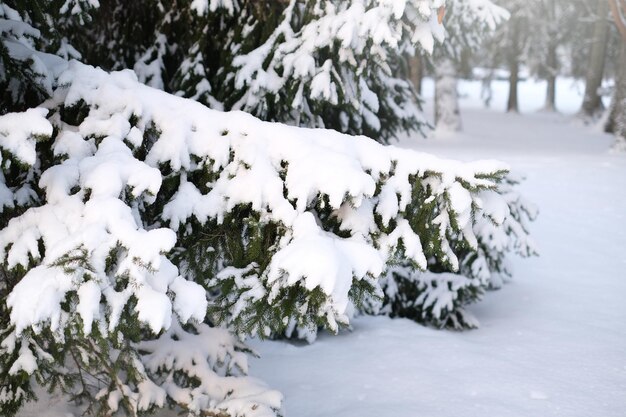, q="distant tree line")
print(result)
[410,0,626,148]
